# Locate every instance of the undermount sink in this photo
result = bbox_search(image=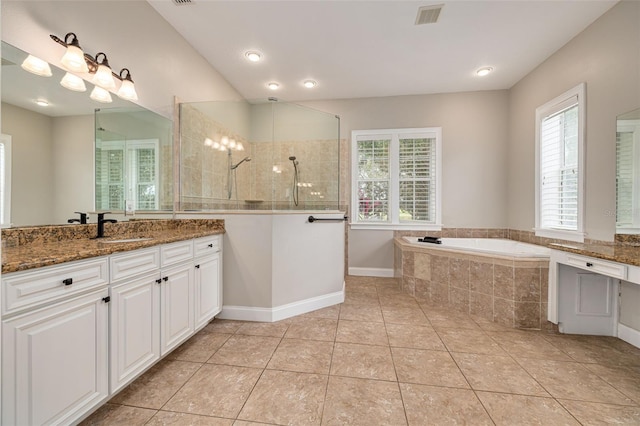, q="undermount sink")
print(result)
[102,237,153,243]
